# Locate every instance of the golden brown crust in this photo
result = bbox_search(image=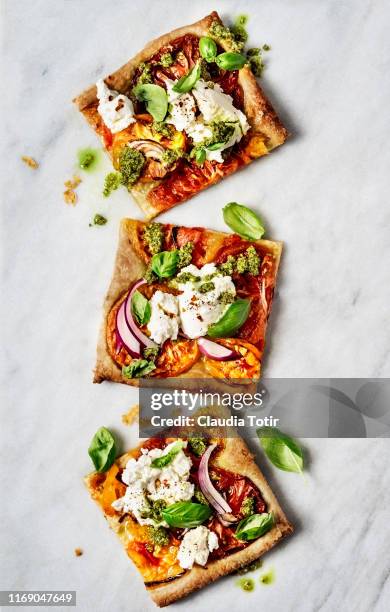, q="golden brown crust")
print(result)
[94,218,282,386]
[85,436,293,607]
[73,12,288,219]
